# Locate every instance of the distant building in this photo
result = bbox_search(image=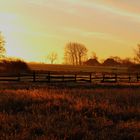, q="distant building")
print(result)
[84,59,100,66]
[102,58,121,66]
